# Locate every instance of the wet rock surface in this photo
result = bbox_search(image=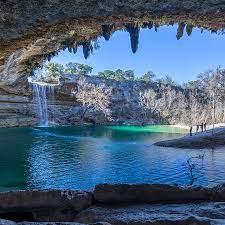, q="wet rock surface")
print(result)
[0,219,16,225]
[93,183,212,204]
[0,184,225,223]
[76,202,225,225]
[0,190,92,222]
[0,221,111,225]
